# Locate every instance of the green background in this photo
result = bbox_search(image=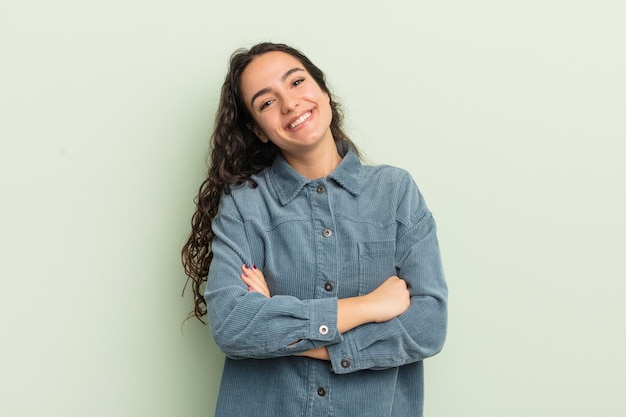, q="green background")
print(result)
[2,1,625,416]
